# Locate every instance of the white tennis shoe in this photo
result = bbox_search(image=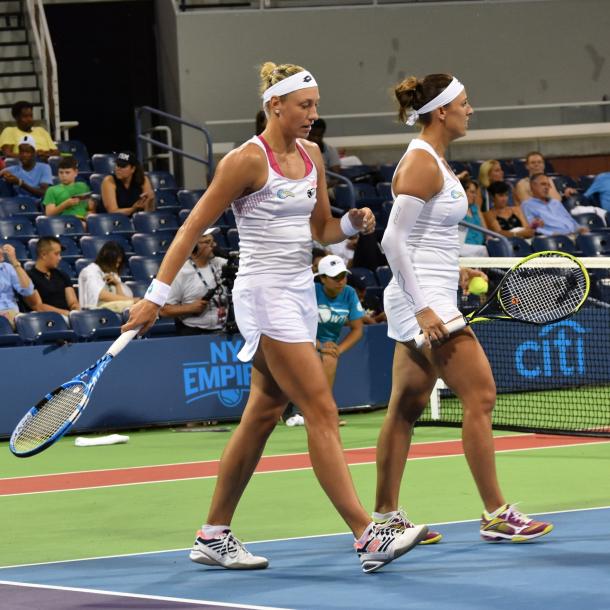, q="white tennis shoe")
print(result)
[285,414,305,427]
[189,529,268,569]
